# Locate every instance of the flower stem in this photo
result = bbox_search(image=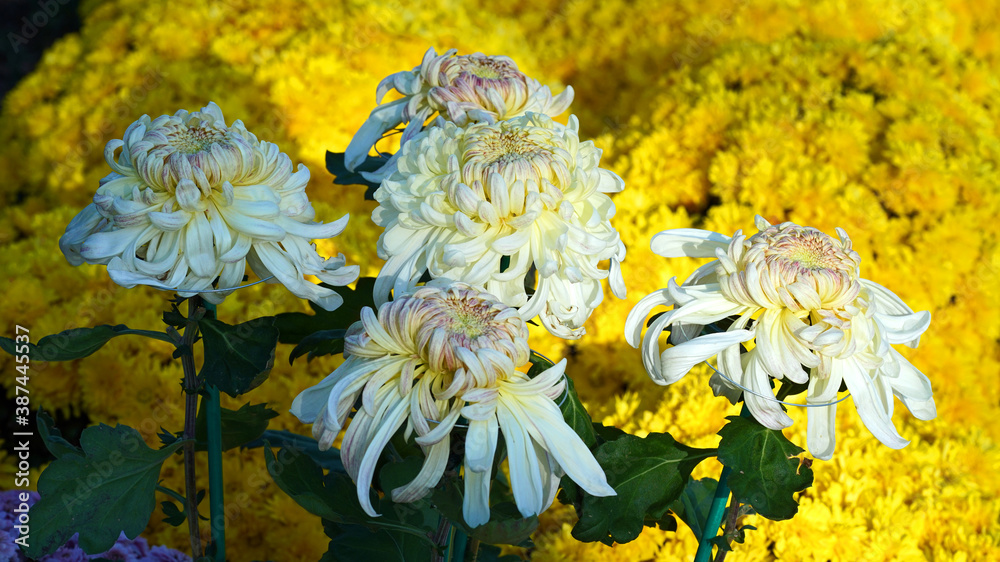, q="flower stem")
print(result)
[181,296,204,559]
[450,528,468,562]
[432,517,452,562]
[694,465,731,562]
[714,493,742,562]
[200,301,226,561]
[695,404,751,561]
[206,383,226,560]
